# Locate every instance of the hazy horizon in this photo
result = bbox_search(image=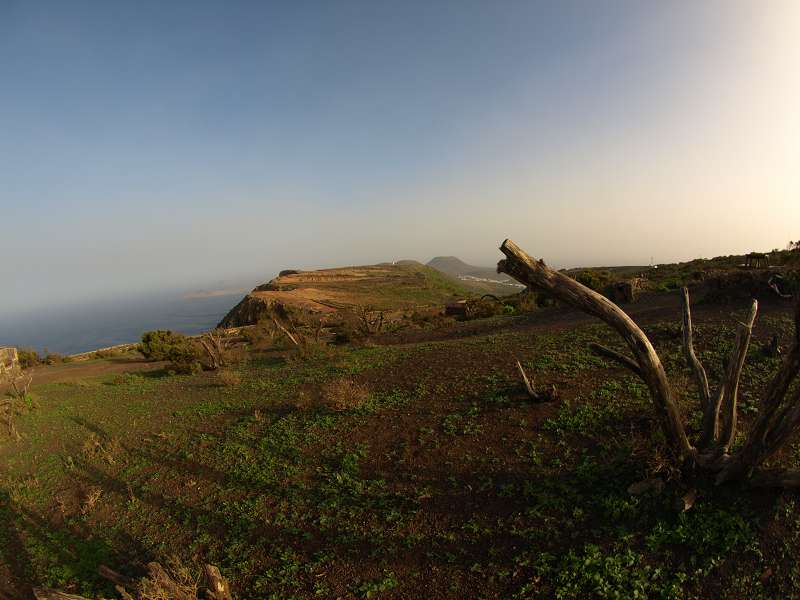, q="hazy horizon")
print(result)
[3,1,799,318]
